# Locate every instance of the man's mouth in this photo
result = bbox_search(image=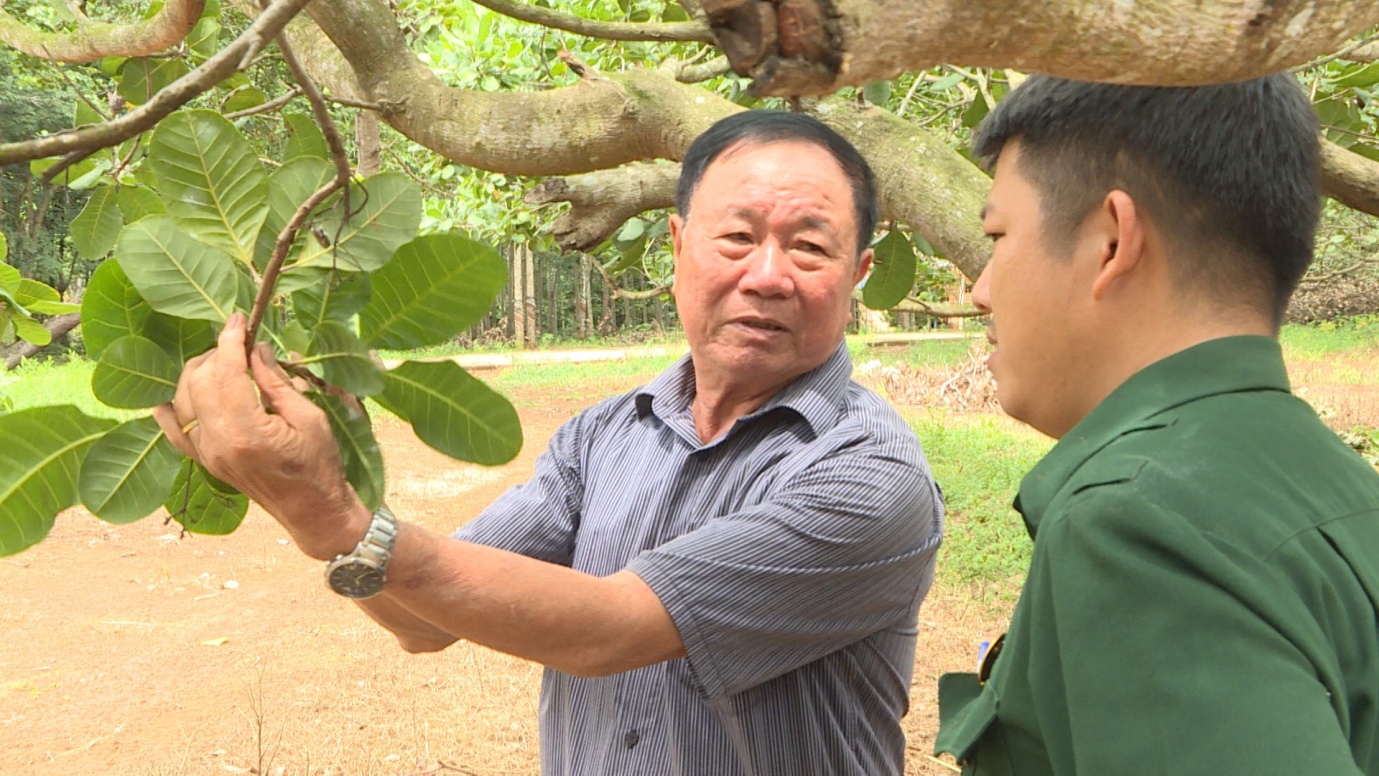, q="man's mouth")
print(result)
[736,319,786,332]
